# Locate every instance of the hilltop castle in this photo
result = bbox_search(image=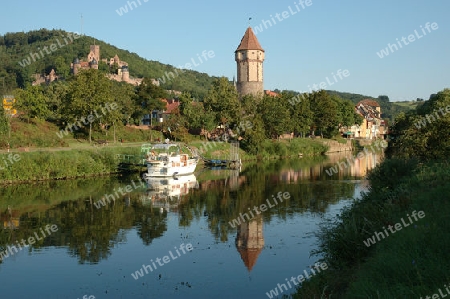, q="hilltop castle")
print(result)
[235,27,265,97]
[70,44,157,86]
